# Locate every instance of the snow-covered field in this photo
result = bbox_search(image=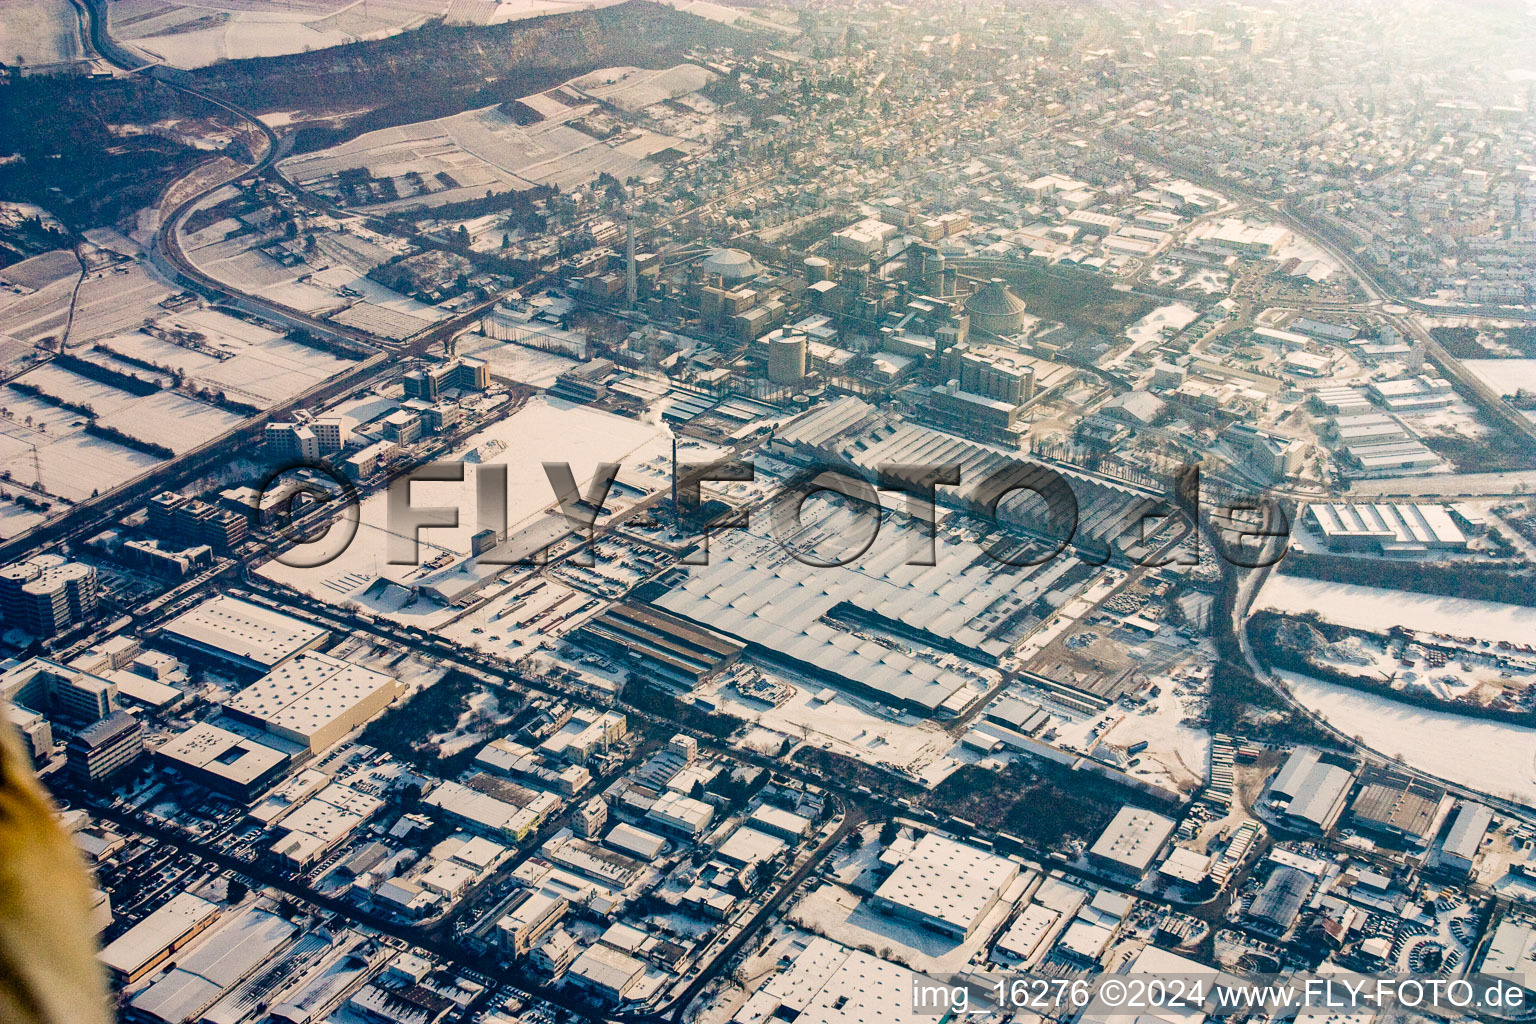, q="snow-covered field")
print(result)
[567,64,715,111]
[109,0,642,69]
[1256,572,1536,645]
[100,309,353,406]
[1278,670,1536,807]
[1463,359,1536,397]
[177,197,444,338]
[1098,678,1209,793]
[454,333,578,387]
[1127,302,1199,345]
[0,0,85,67]
[0,249,80,349]
[281,66,711,206]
